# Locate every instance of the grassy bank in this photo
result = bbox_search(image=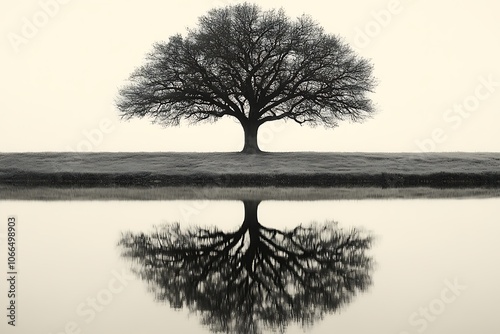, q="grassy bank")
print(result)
[2,186,500,201]
[2,171,500,188]
[1,152,499,188]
